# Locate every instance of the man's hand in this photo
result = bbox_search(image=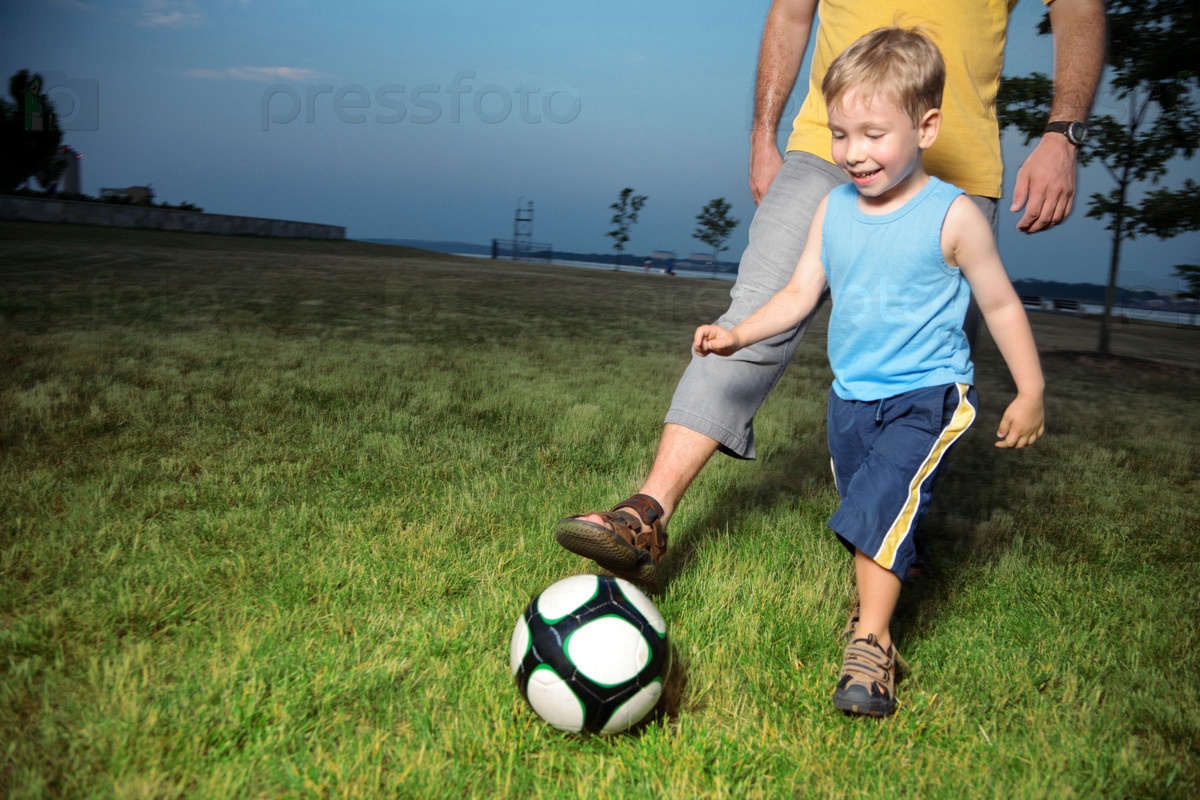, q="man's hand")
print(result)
[1010,133,1078,233]
[750,139,784,204]
[748,0,818,203]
